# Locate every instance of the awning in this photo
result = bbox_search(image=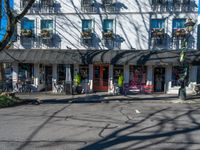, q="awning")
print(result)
[0,49,200,65]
